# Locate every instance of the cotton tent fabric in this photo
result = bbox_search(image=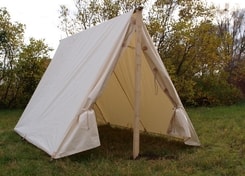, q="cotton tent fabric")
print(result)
[14,10,200,159]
